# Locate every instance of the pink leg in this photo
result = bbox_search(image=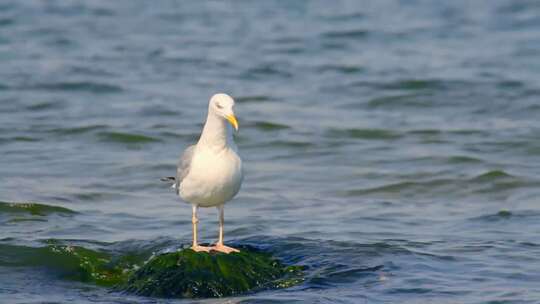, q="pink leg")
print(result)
[190,205,211,252]
[212,205,239,254]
